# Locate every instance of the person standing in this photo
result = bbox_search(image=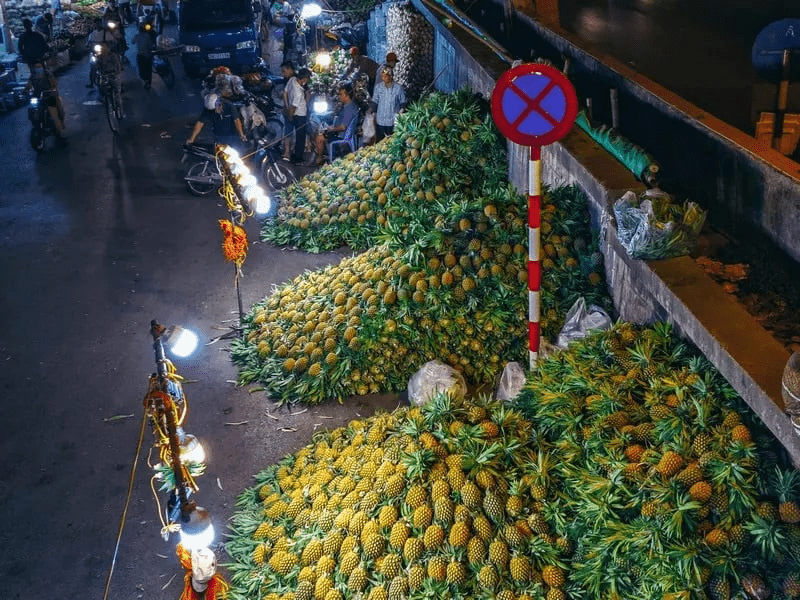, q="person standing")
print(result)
[286,67,310,164]
[372,67,406,142]
[18,18,50,69]
[34,12,54,42]
[373,51,398,94]
[133,17,157,89]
